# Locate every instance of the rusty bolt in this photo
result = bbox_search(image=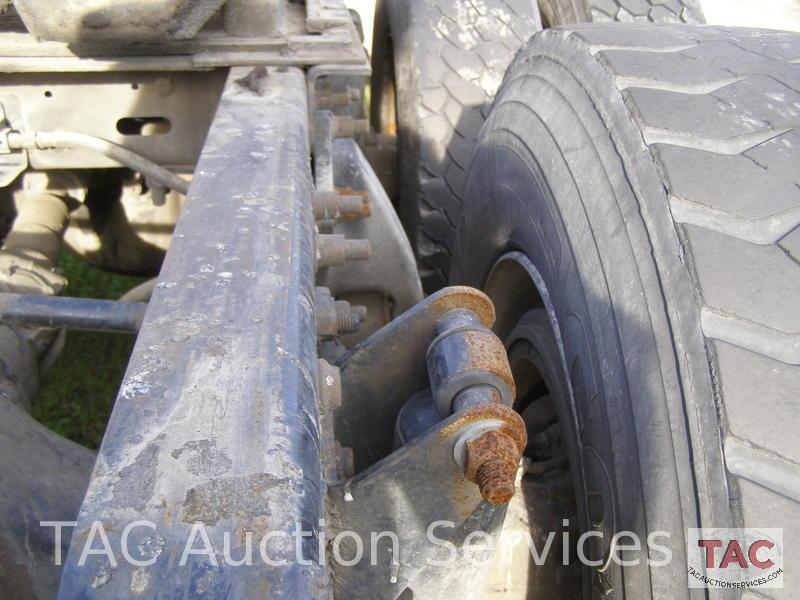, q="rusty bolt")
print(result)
[317,233,371,269]
[464,429,522,505]
[315,287,367,337]
[333,116,370,138]
[449,405,526,505]
[343,238,371,260]
[313,191,369,223]
[335,301,367,334]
